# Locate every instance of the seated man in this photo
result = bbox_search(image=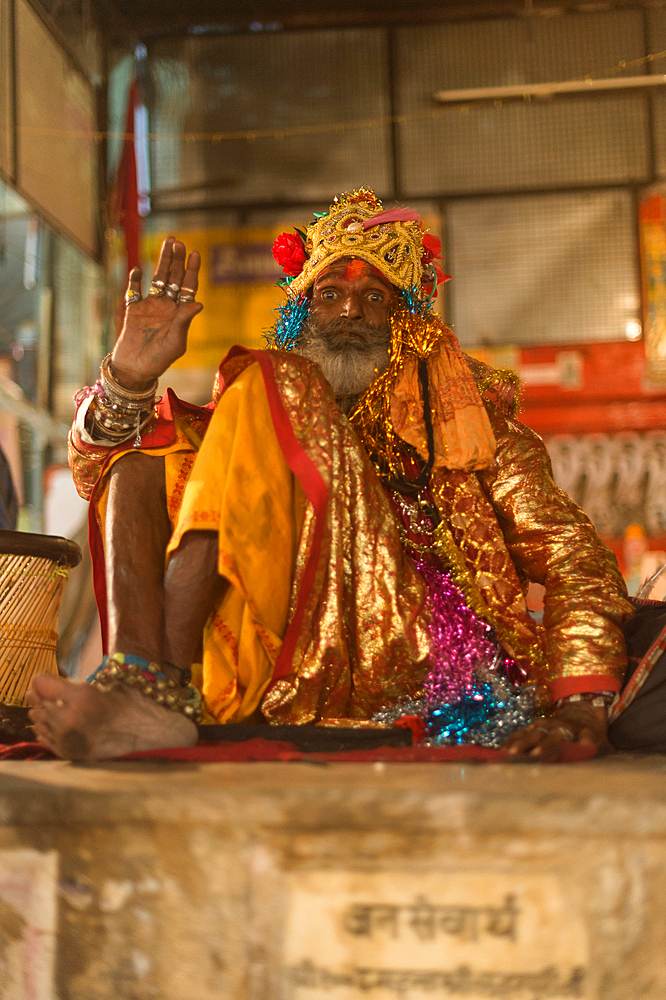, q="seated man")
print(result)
[28,188,655,760]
